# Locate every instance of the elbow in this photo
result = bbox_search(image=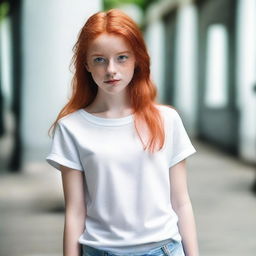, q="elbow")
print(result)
[65,205,87,220]
[171,195,191,213]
